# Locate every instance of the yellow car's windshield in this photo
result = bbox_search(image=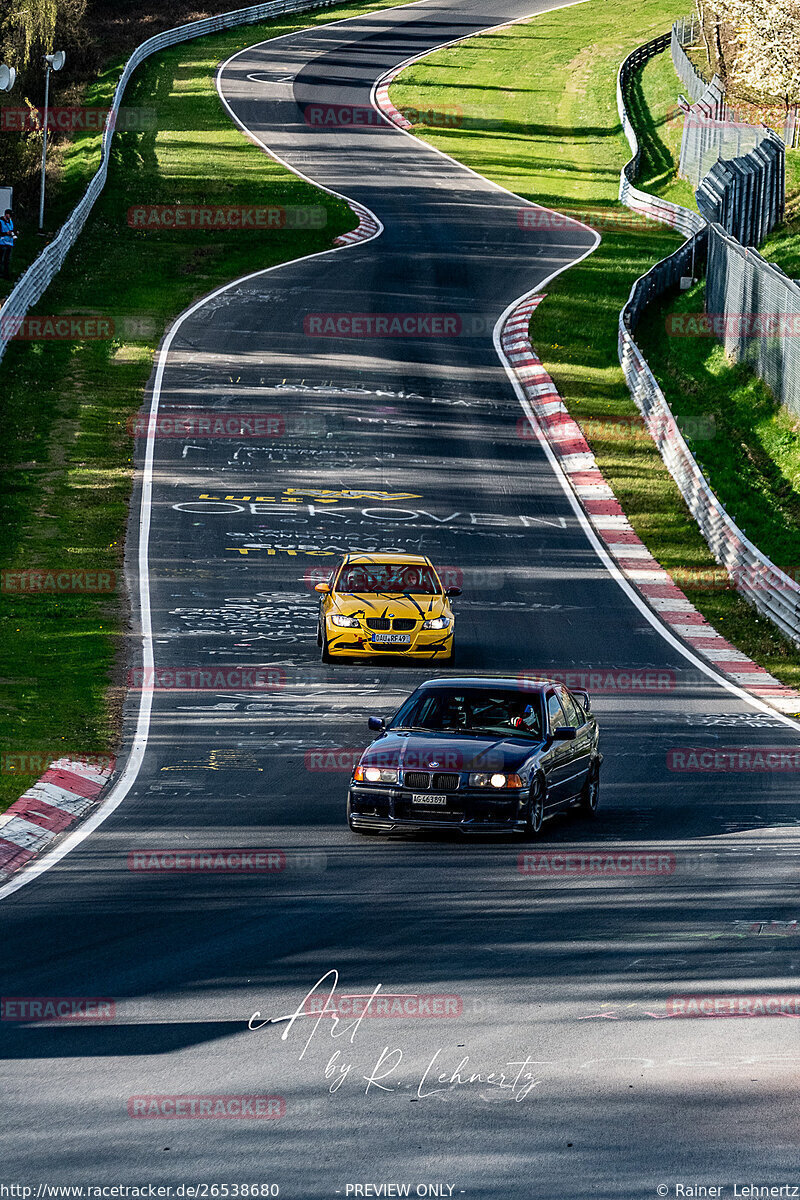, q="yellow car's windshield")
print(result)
[336,563,440,594]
